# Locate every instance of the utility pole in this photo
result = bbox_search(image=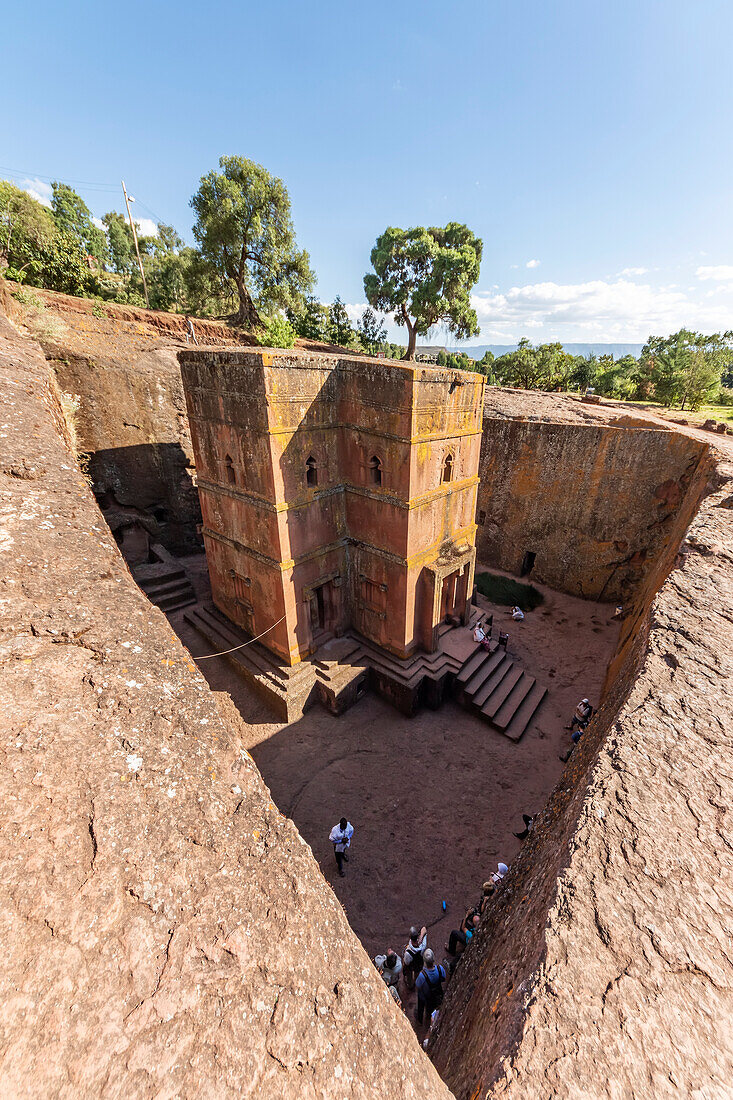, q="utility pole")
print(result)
[121,180,149,308]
